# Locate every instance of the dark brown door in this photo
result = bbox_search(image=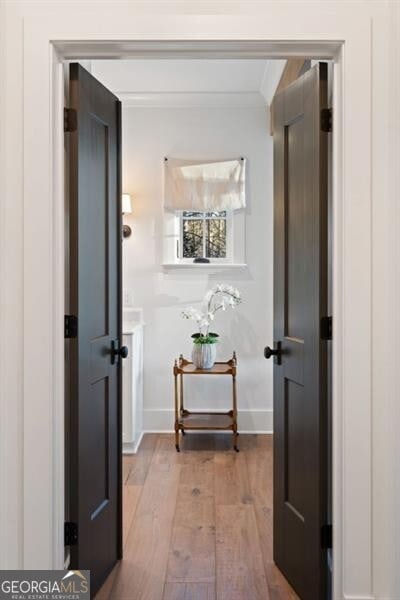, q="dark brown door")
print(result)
[68,63,123,595]
[267,63,329,599]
